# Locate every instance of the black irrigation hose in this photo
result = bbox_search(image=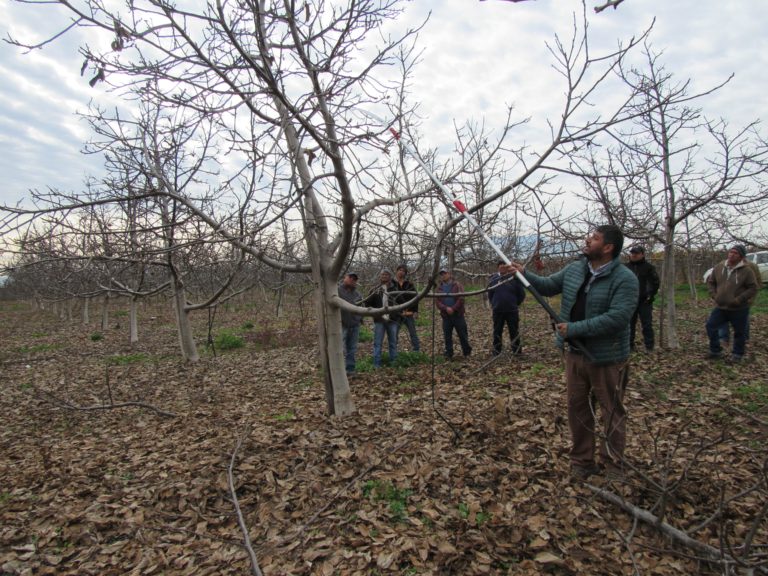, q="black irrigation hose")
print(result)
[429,296,462,443]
